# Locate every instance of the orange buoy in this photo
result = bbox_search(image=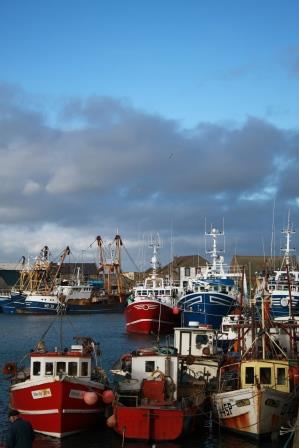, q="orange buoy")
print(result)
[83,391,98,405]
[106,414,117,428]
[102,389,115,404]
[172,306,180,315]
